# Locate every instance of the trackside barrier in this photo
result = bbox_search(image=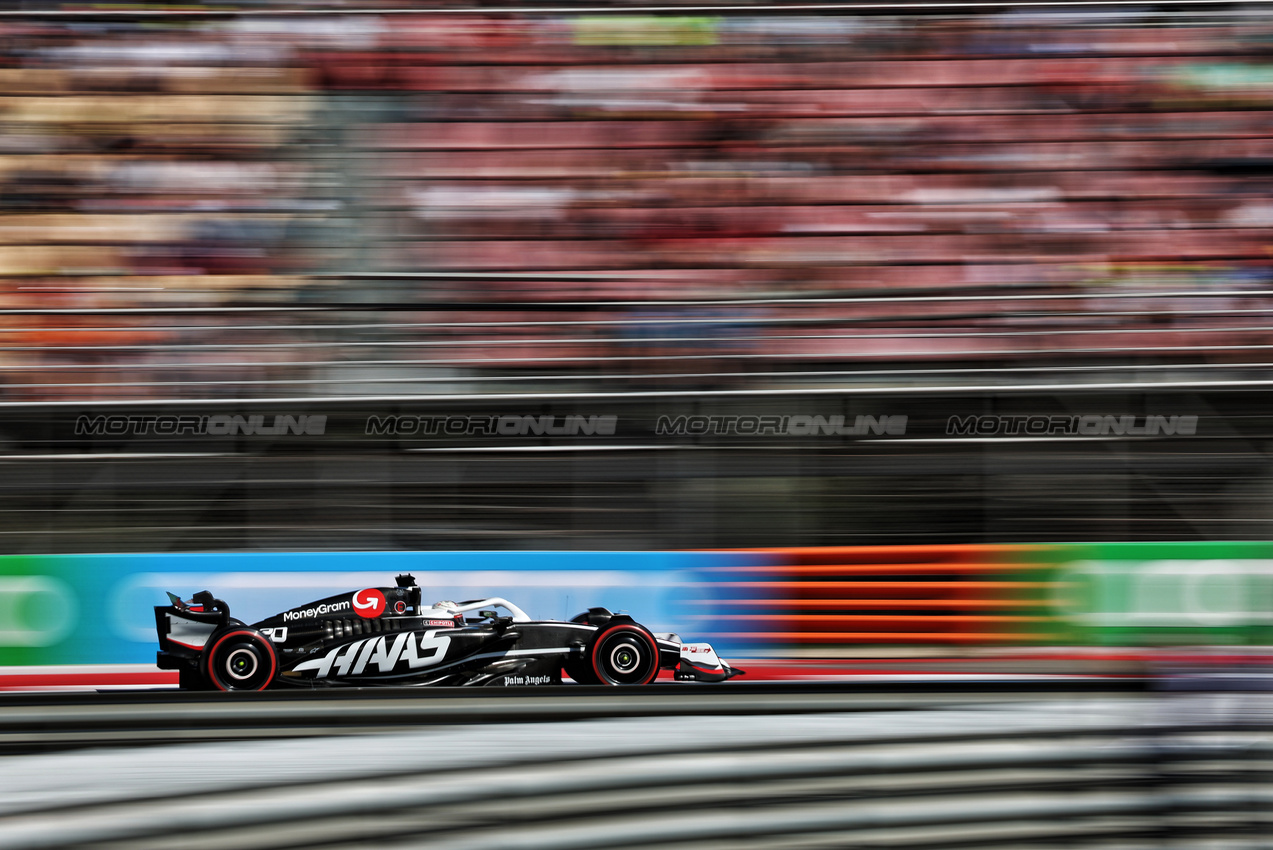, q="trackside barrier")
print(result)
[0,681,1150,751]
[706,544,1273,651]
[0,696,1267,850]
[1018,541,1273,646]
[703,544,1057,646]
[2,545,1272,682]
